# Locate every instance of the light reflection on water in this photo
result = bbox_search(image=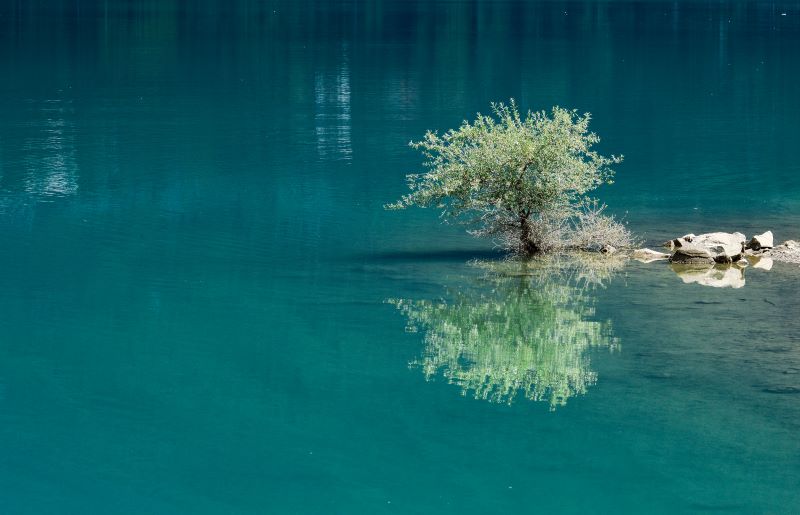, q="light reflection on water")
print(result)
[314,45,352,161]
[22,100,79,198]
